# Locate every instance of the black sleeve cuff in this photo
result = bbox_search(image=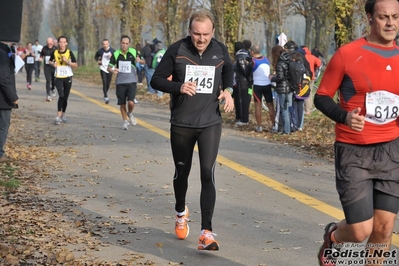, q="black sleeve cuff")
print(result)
[314,94,348,125]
